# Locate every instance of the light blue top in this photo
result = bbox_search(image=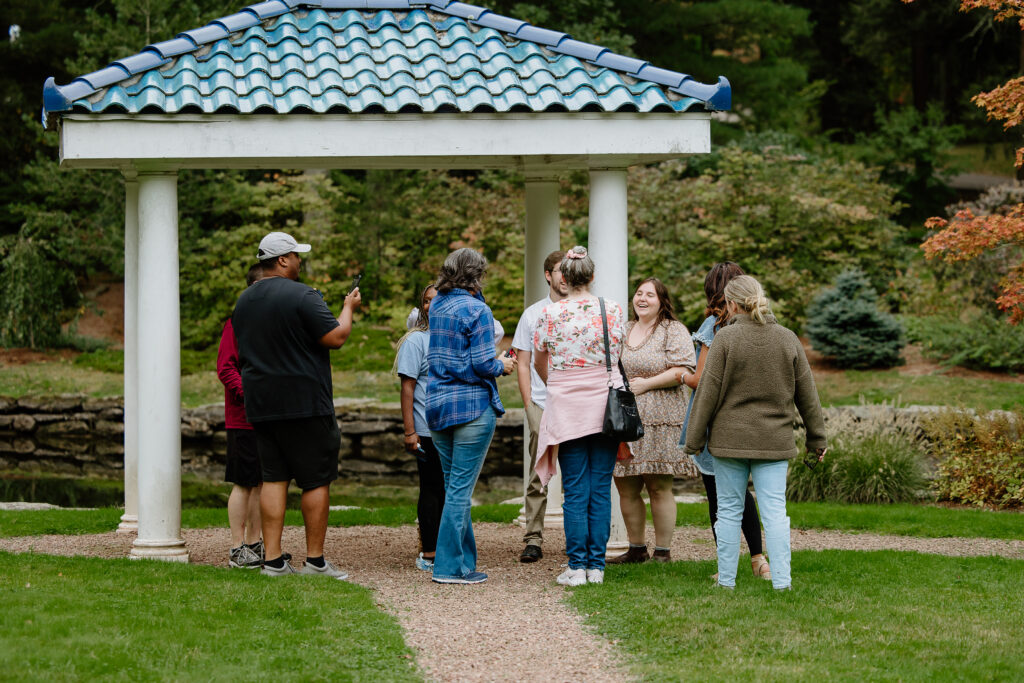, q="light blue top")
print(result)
[396,330,430,437]
[679,315,718,476]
